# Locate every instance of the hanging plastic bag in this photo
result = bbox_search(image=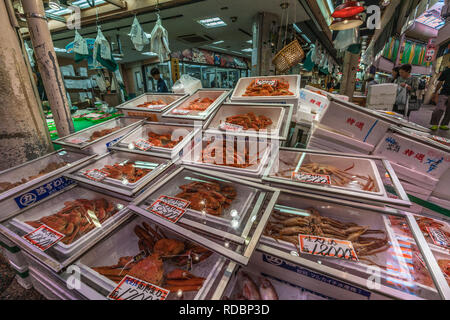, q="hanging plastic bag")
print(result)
[25,41,34,68]
[303,49,315,71]
[310,43,317,65]
[73,30,89,62]
[94,72,107,93]
[172,74,202,95]
[333,28,359,51]
[150,14,171,62]
[314,46,322,65]
[129,16,149,52]
[328,58,333,74]
[92,27,118,71]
